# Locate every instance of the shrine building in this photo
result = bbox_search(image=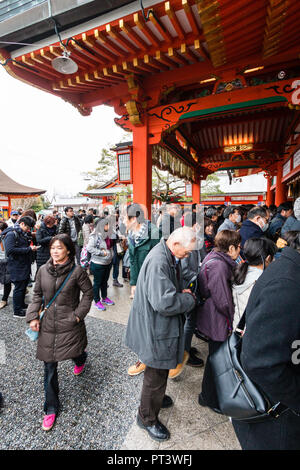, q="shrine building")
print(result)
[1,0,300,216]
